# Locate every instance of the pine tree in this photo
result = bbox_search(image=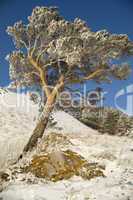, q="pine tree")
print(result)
[6,6,133,153]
